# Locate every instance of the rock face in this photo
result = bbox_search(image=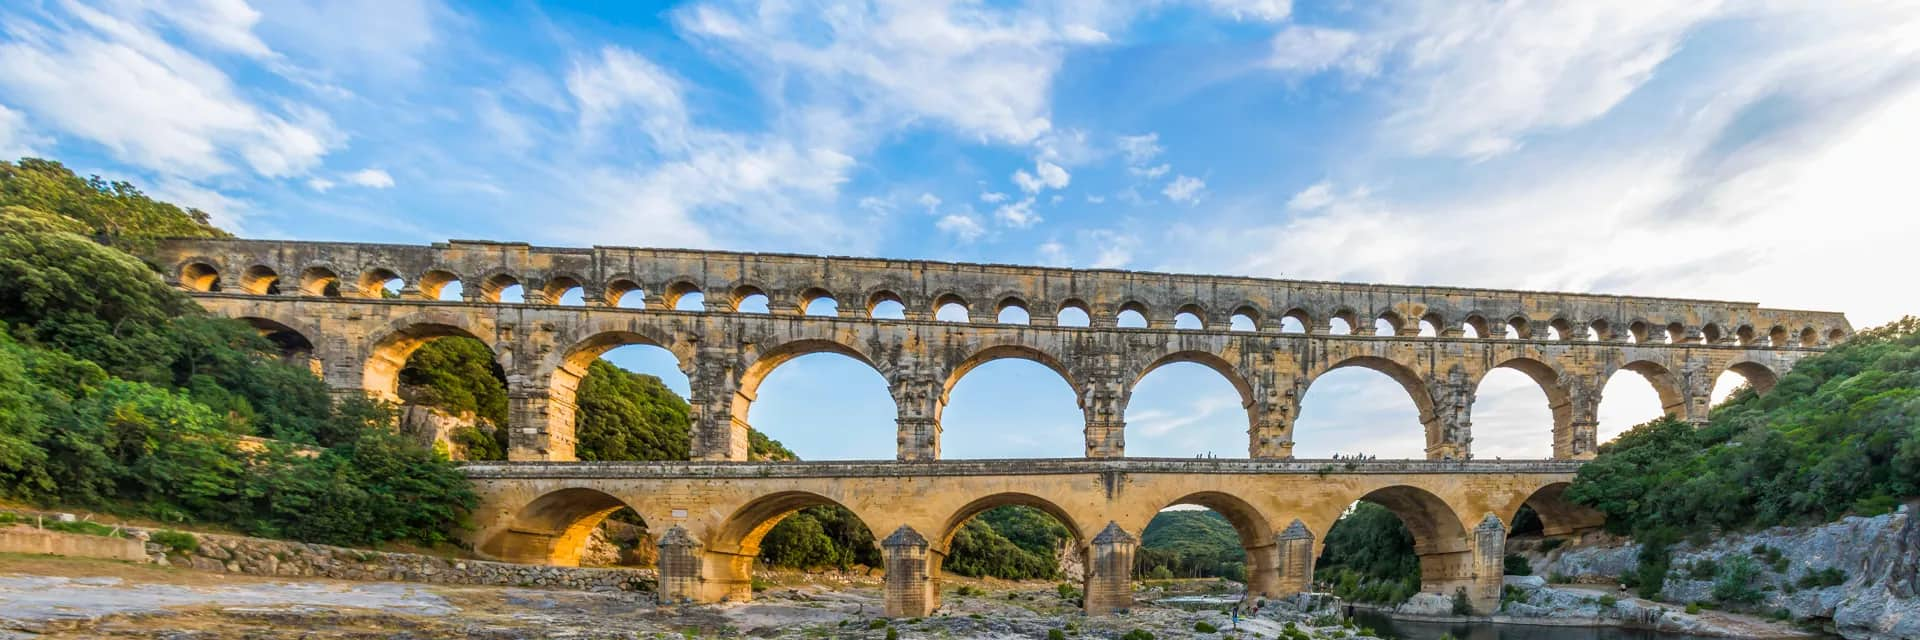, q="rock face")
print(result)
[1532,503,1918,640]
[130,526,654,593]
